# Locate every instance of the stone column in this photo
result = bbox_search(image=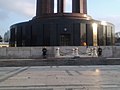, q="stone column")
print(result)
[36,0,54,17]
[72,0,79,13]
[83,0,87,14]
[57,0,65,13]
[72,0,87,14]
[47,0,54,14]
[36,0,42,16]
